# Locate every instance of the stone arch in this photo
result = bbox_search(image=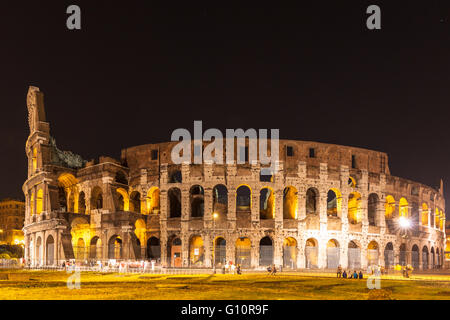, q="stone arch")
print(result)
[168,187,181,218]
[411,244,420,269]
[283,237,297,269]
[385,195,396,219]
[384,242,394,268]
[214,237,227,266]
[190,185,204,218]
[399,243,407,266]
[189,235,204,266]
[283,186,298,219]
[260,187,275,220]
[348,192,362,224]
[75,237,86,261]
[367,240,379,266]
[146,187,160,214]
[327,188,342,218]
[134,219,146,247]
[236,185,251,211]
[348,176,357,188]
[348,240,361,269]
[78,191,86,214]
[213,184,228,216]
[89,236,102,260]
[235,237,251,268]
[422,246,429,269]
[305,238,318,269]
[421,203,429,225]
[116,188,129,211]
[306,187,318,215]
[259,236,274,266]
[147,237,161,261]
[368,193,379,226]
[130,191,142,213]
[167,235,182,267]
[35,236,42,265]
[108,235,122,260]
[36,189,44,215]
[91,186,103,210]
[326,239,340,269]
[46,235,55,265]
[399,197,409,218]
